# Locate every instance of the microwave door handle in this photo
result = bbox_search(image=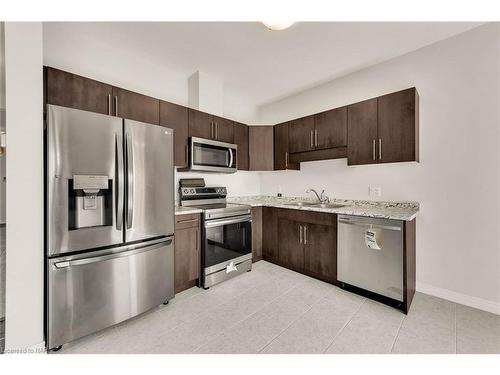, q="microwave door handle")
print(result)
[228,148,233,168]
[115,133,124,230]
[126,132,134,229]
